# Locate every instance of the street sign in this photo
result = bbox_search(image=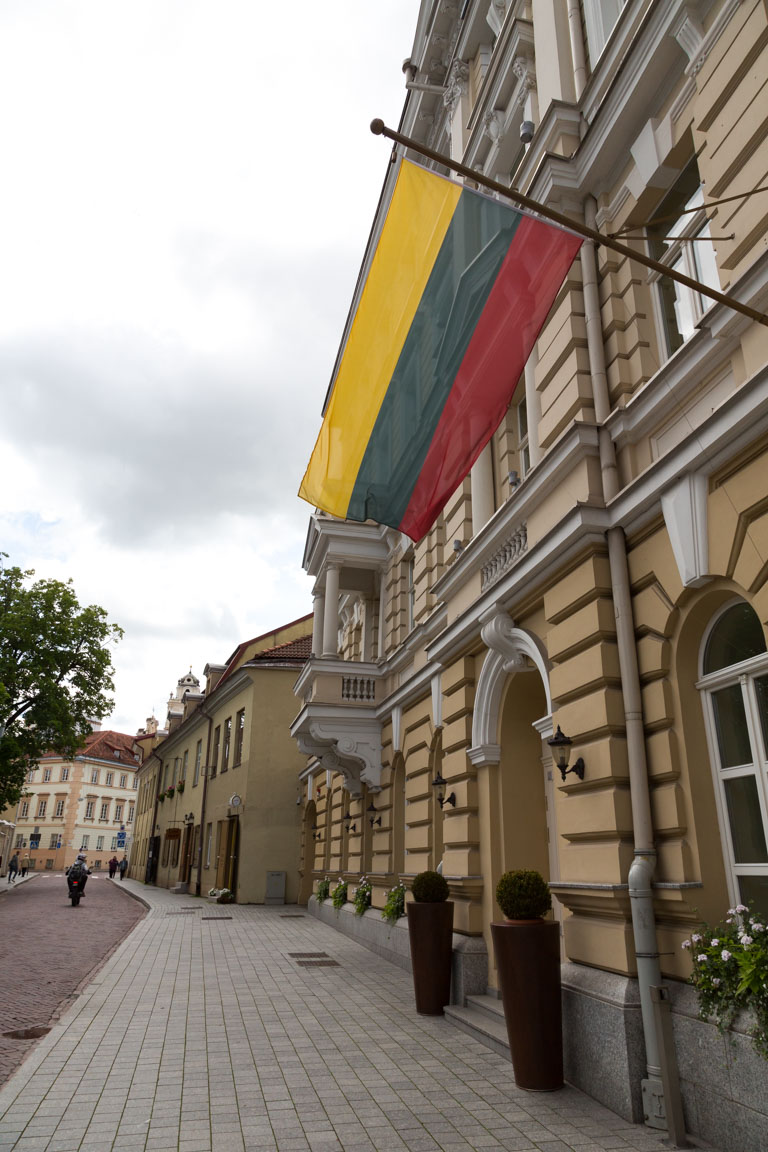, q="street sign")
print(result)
[116,832,126,847]
[57,838,62,849]
[29,837,40,849]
